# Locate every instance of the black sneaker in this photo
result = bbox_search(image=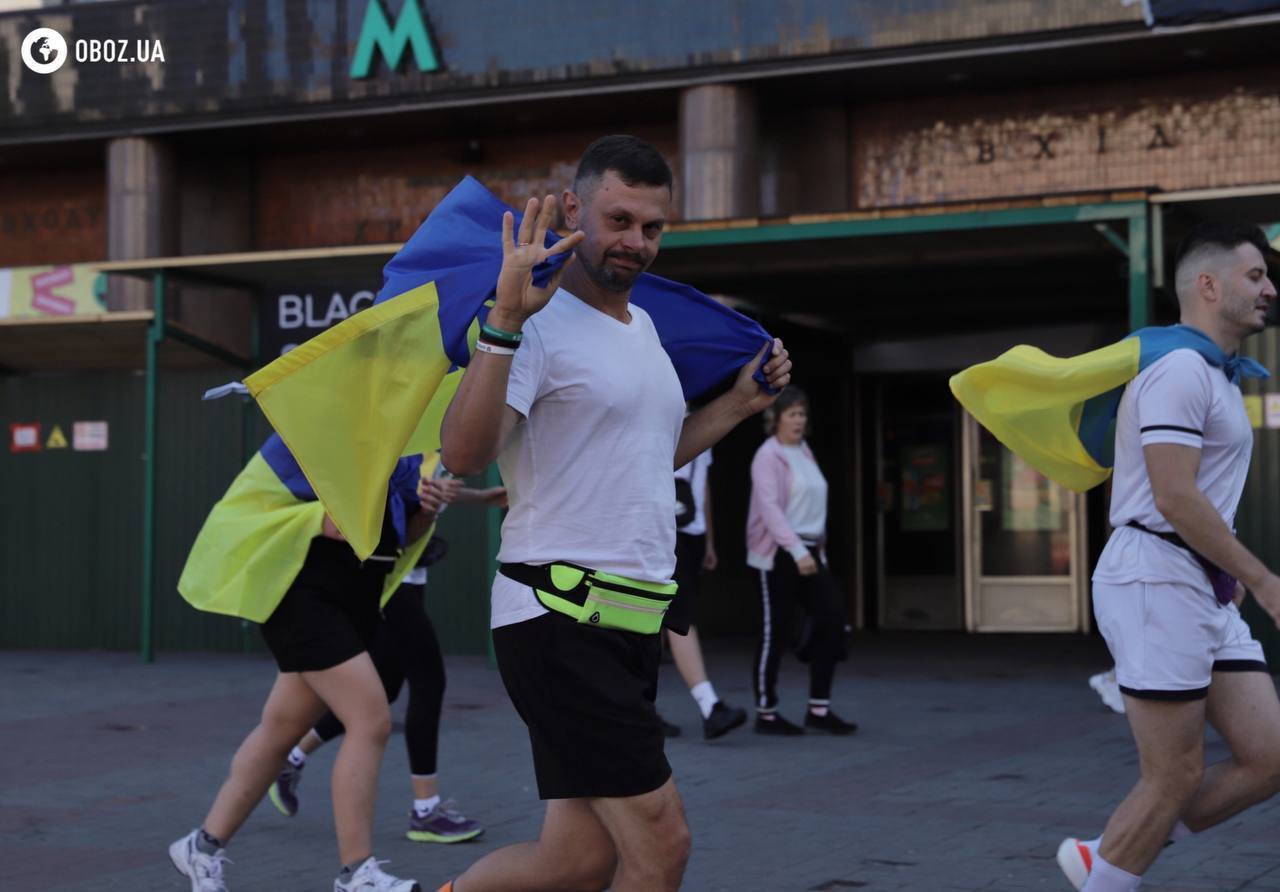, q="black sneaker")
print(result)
[702,701,747,740]
[660,715,682,737]
[805,709,858,735]
[754,712,804,736]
